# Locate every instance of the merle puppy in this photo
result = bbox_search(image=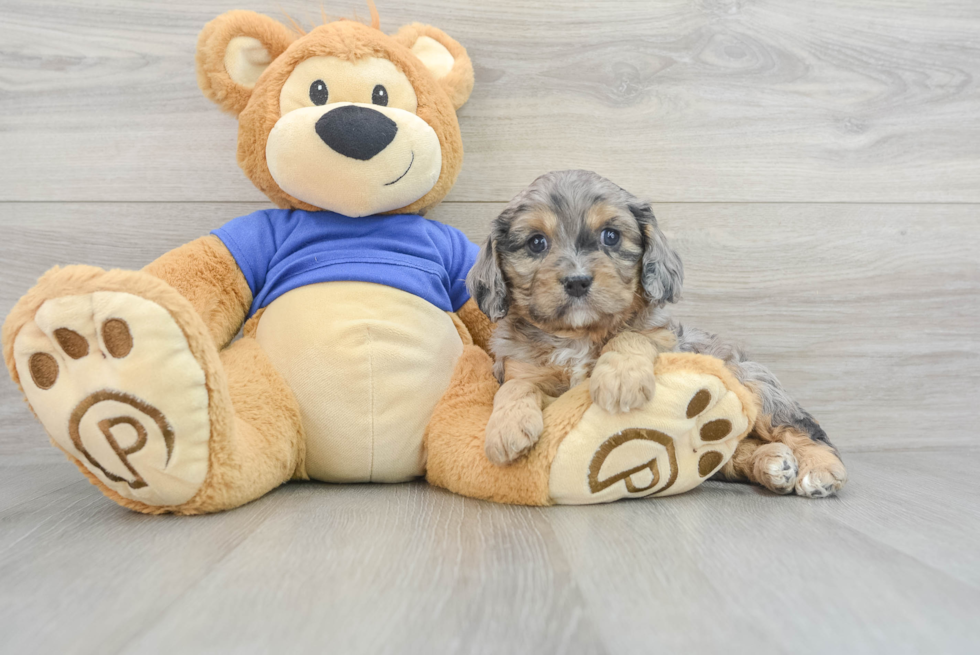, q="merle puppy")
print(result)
[466,170,846,497]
